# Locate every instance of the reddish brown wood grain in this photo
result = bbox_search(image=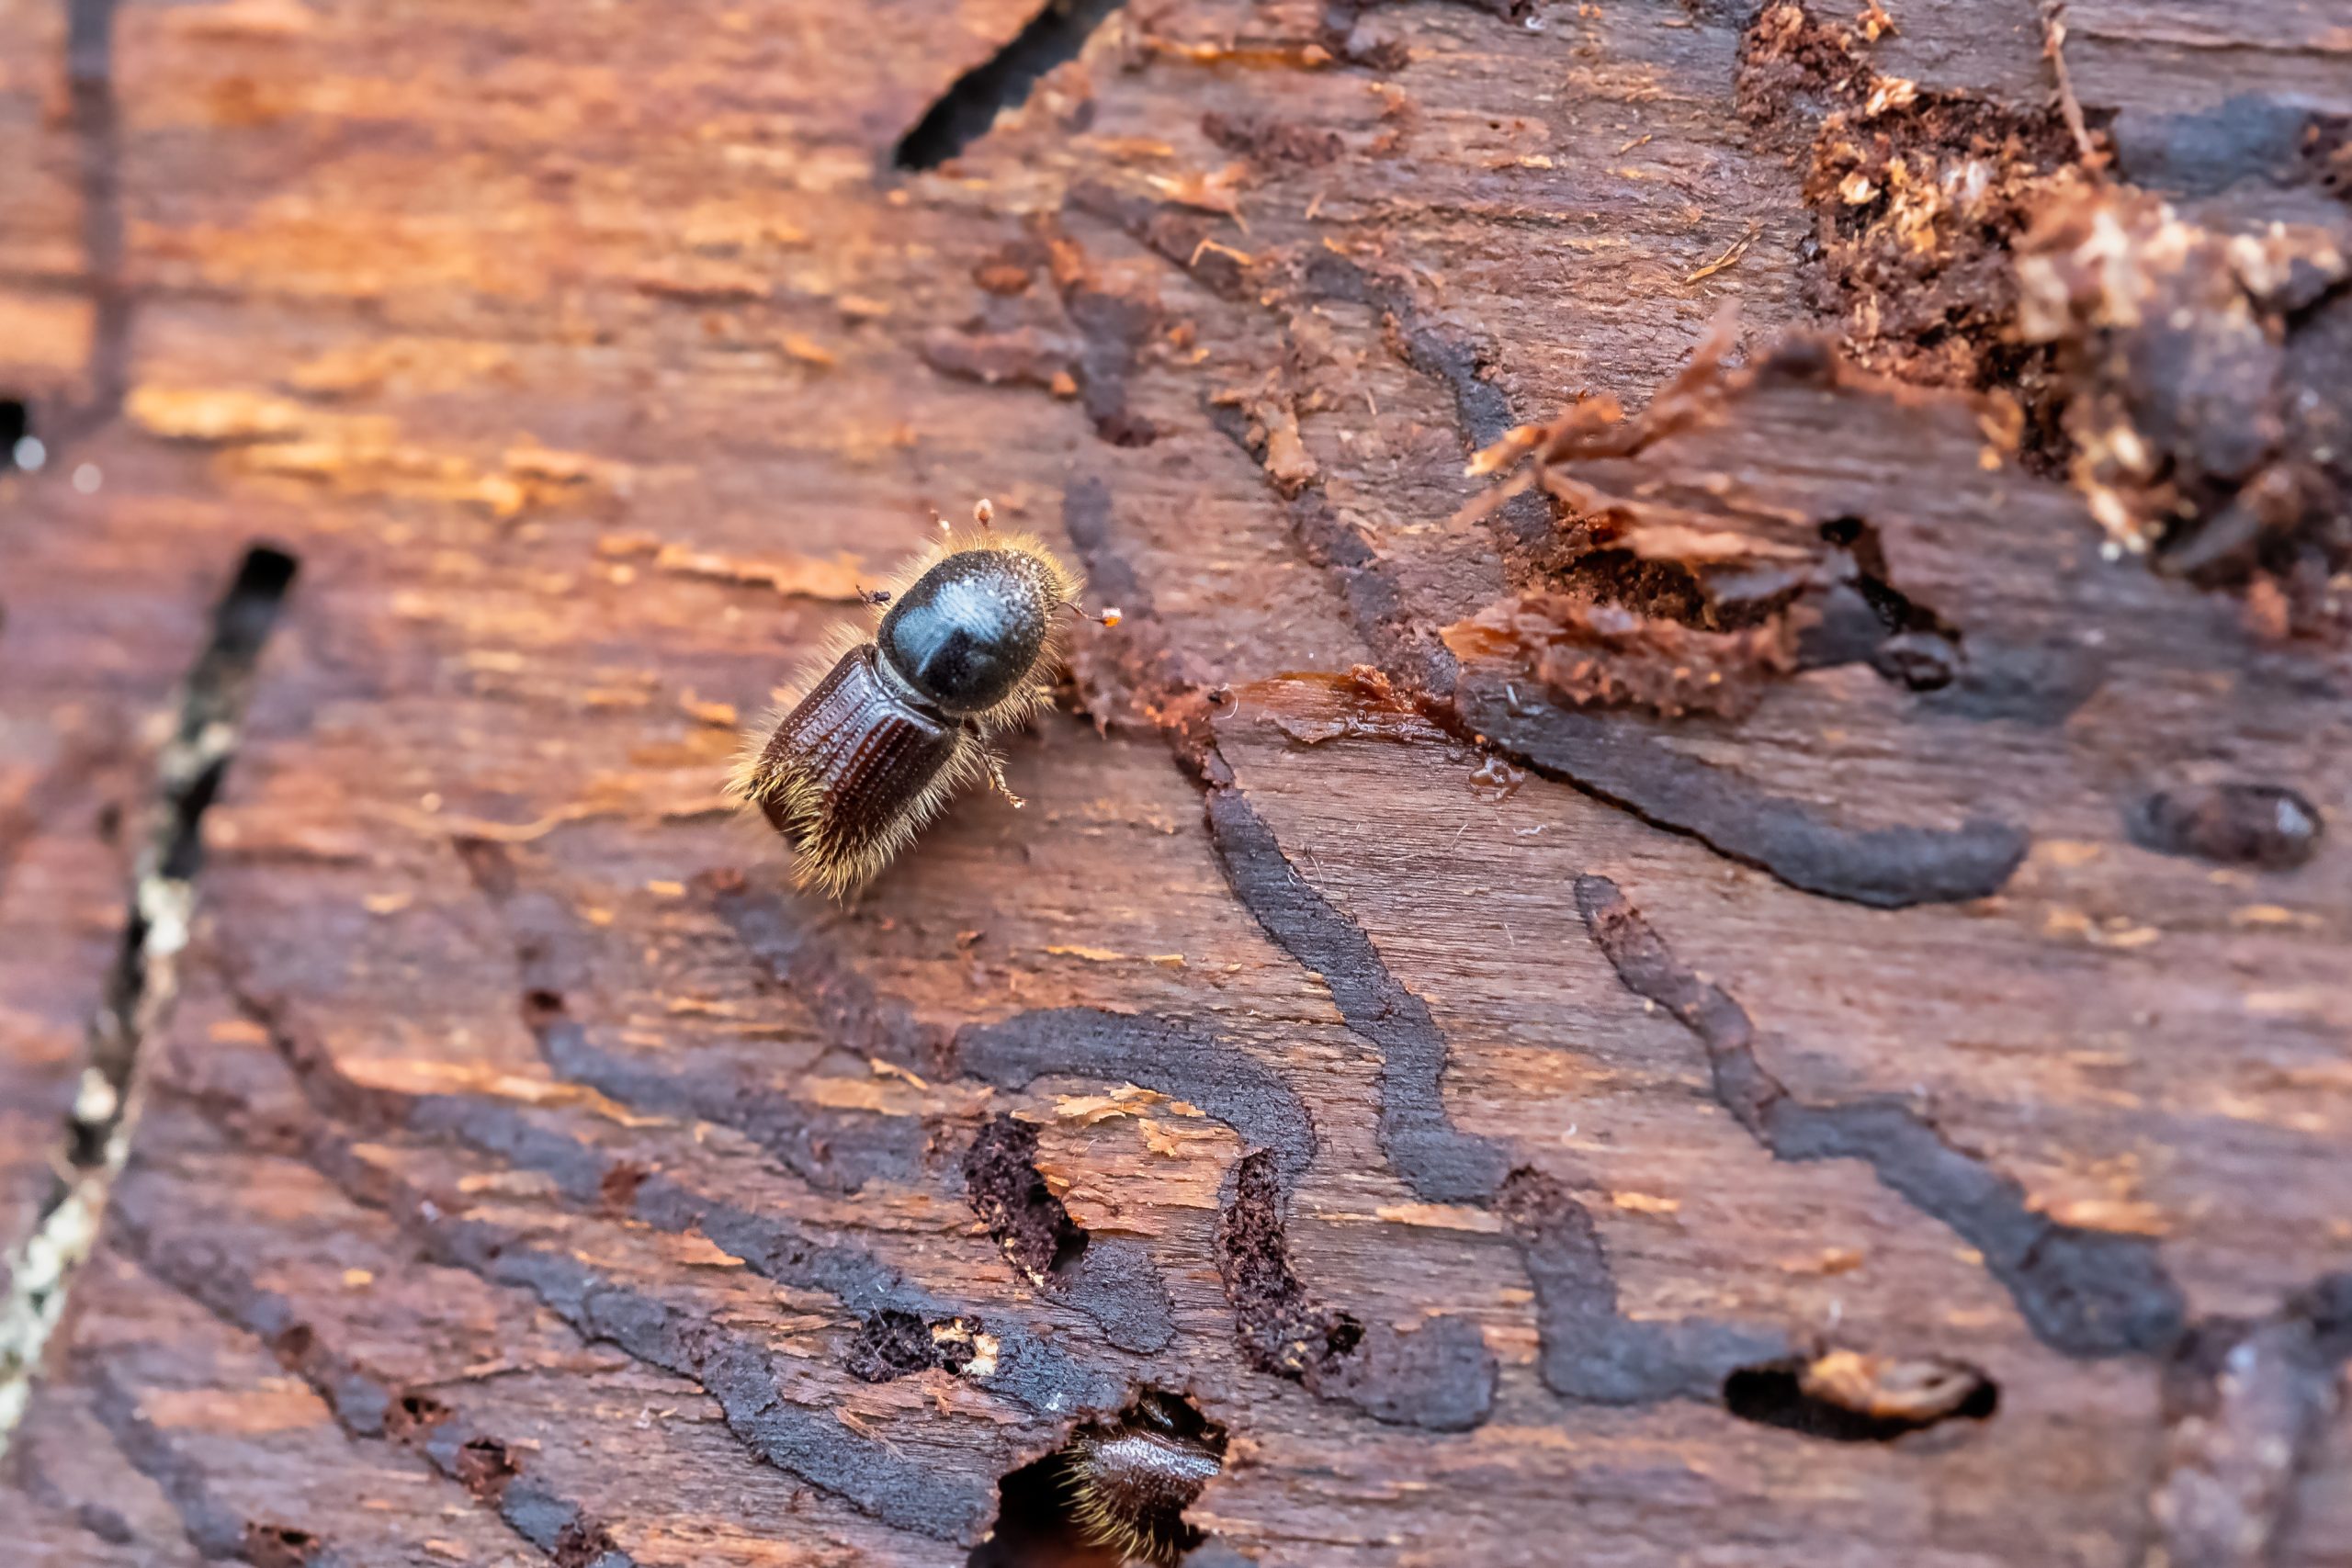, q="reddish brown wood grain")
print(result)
[1,0,2347,1563]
